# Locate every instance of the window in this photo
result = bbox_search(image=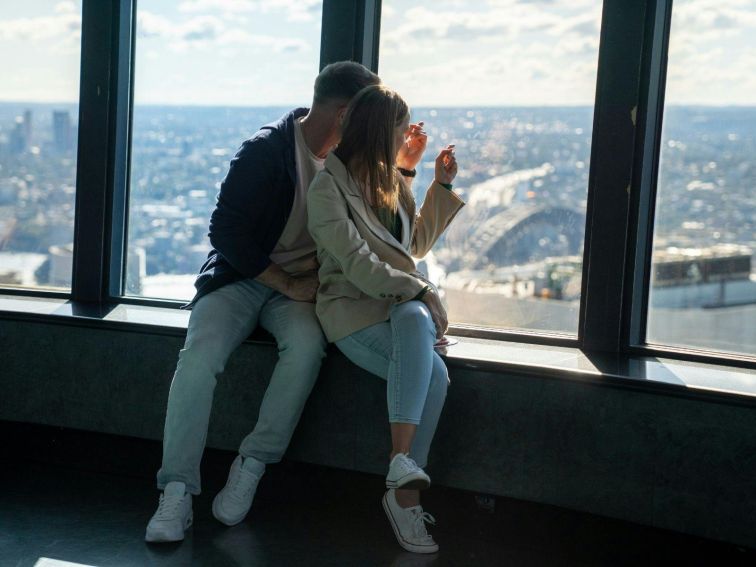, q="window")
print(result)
[647,0,756,356]
[126,0,323,300]
[0,1,81,291]
[378,0,602,335]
